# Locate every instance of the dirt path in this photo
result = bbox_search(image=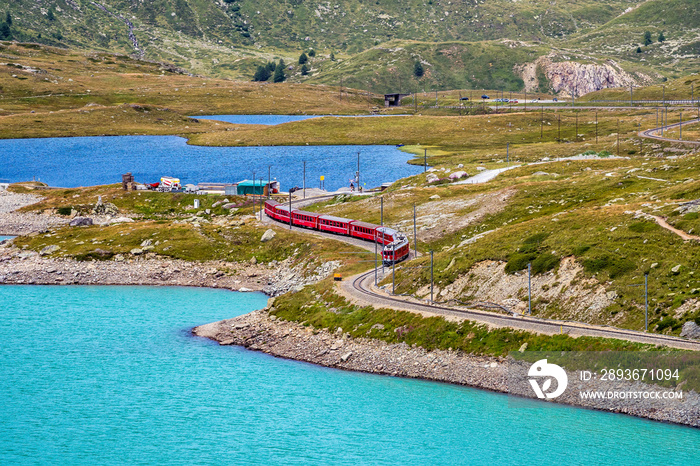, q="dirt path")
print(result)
[646,213,700,241]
